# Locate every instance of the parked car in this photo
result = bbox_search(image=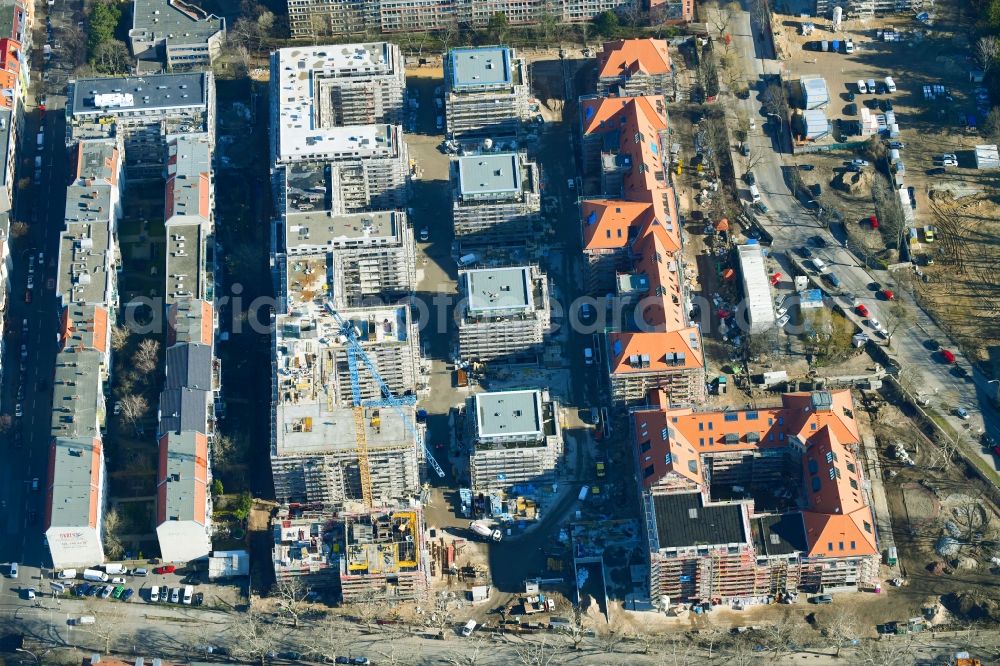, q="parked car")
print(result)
[100,585,114,599]
[744,171,756,185]
[111,577,126,585]
[798,164,815,171]
[889,141,905,149]
[133,568,148,577]
[153,565,176,575]
[955,407,970,420]
[823,273,842,288]
[150,586,160,602]
[850,159,869,167]
[855,304,869,317]
[940,348,956,363]
[879,289,895,300]
[811,594,834,604]
[868,214,879,229]
[798,246,813,258]
[170,588,181,603]
[845,103,857,115]
[122,588,134,602]
[418,227,429,242]
[810,235,827,248]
